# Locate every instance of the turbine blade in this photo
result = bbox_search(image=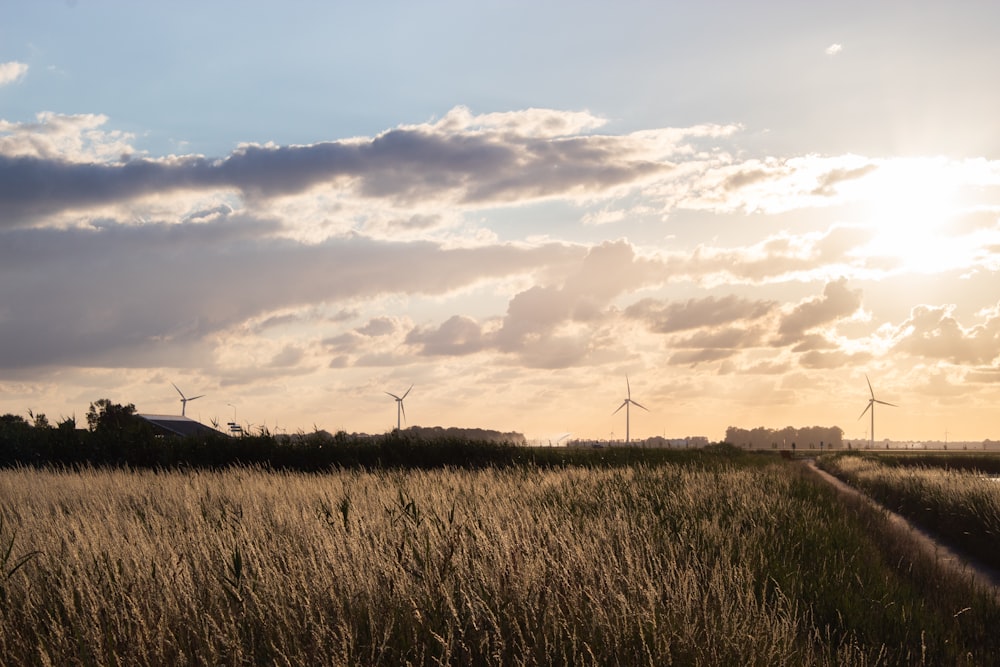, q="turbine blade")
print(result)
[865,375,874,399]
[402,385,413,399]
[386,392,401,400]
[858,402,872,420]
[172,382,185,399]
[612,401,627,415]
[400,402,407,423]
[631,399,649,412]
[874,399,898,407]
[626,376,631,400]
[189,394,205,401]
